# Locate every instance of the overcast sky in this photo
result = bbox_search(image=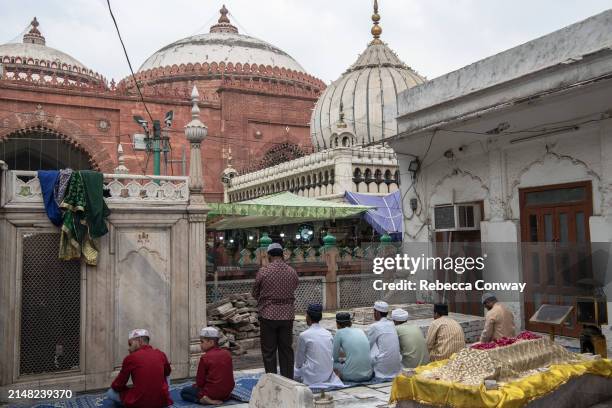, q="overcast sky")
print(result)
[2,0,612,84]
